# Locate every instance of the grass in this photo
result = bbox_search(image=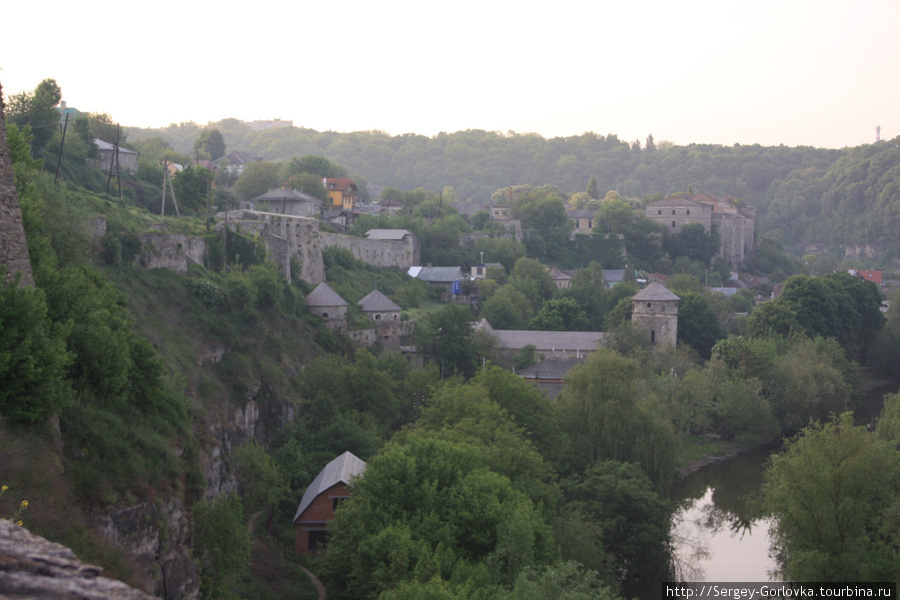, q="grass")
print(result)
[676,434,750,473]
